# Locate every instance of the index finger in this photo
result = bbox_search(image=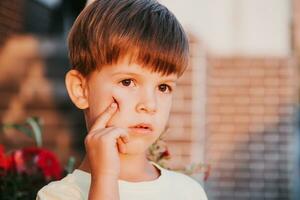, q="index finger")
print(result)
[89,102,118,132]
